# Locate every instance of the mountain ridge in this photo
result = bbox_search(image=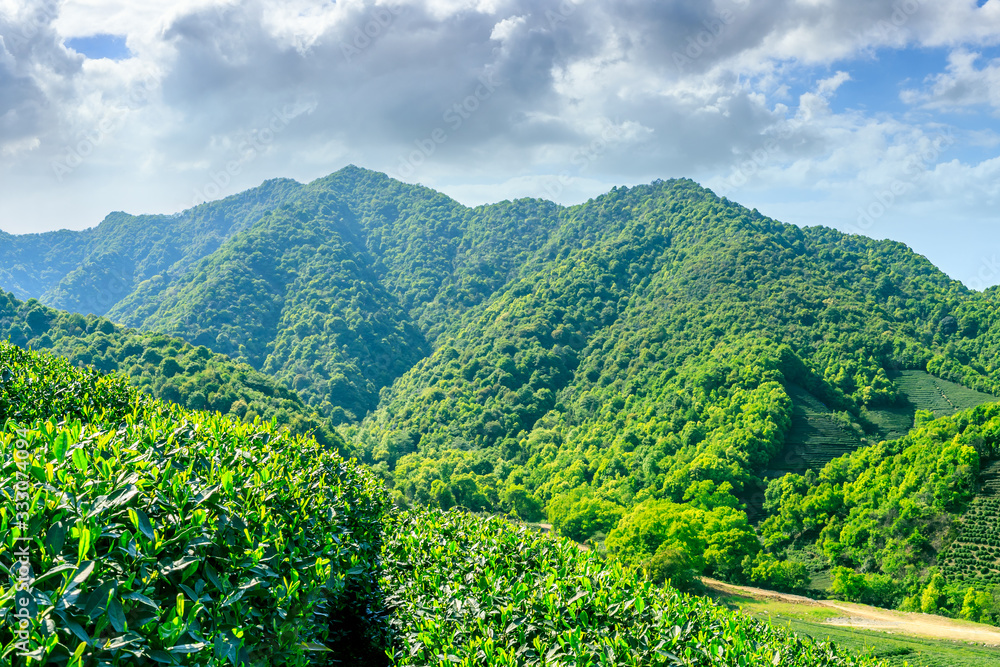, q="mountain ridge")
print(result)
[3,167,1000,626]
